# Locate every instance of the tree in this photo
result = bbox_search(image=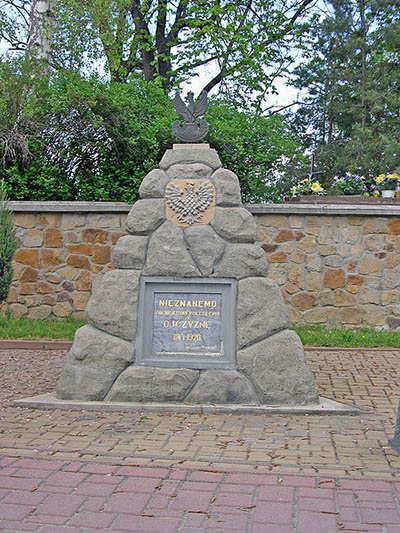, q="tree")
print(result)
[0,179,18,304]
[1,0,319,104]
[289,0,400,181]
